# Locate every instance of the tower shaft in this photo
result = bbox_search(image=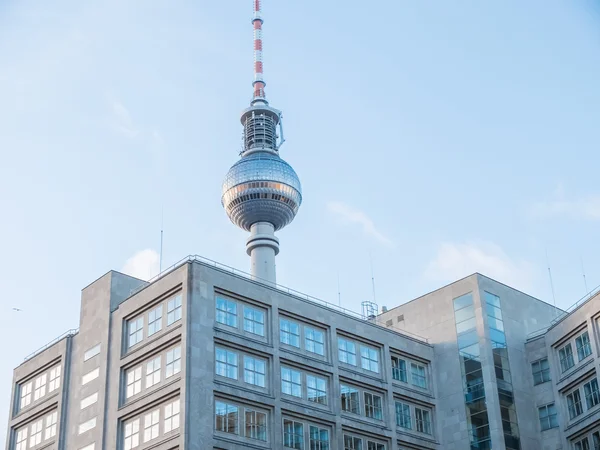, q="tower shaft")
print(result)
[246,222,279,284]
[252,0,266,103]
